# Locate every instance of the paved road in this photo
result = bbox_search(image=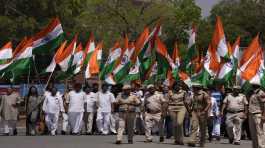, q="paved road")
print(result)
[0,135,252,148]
